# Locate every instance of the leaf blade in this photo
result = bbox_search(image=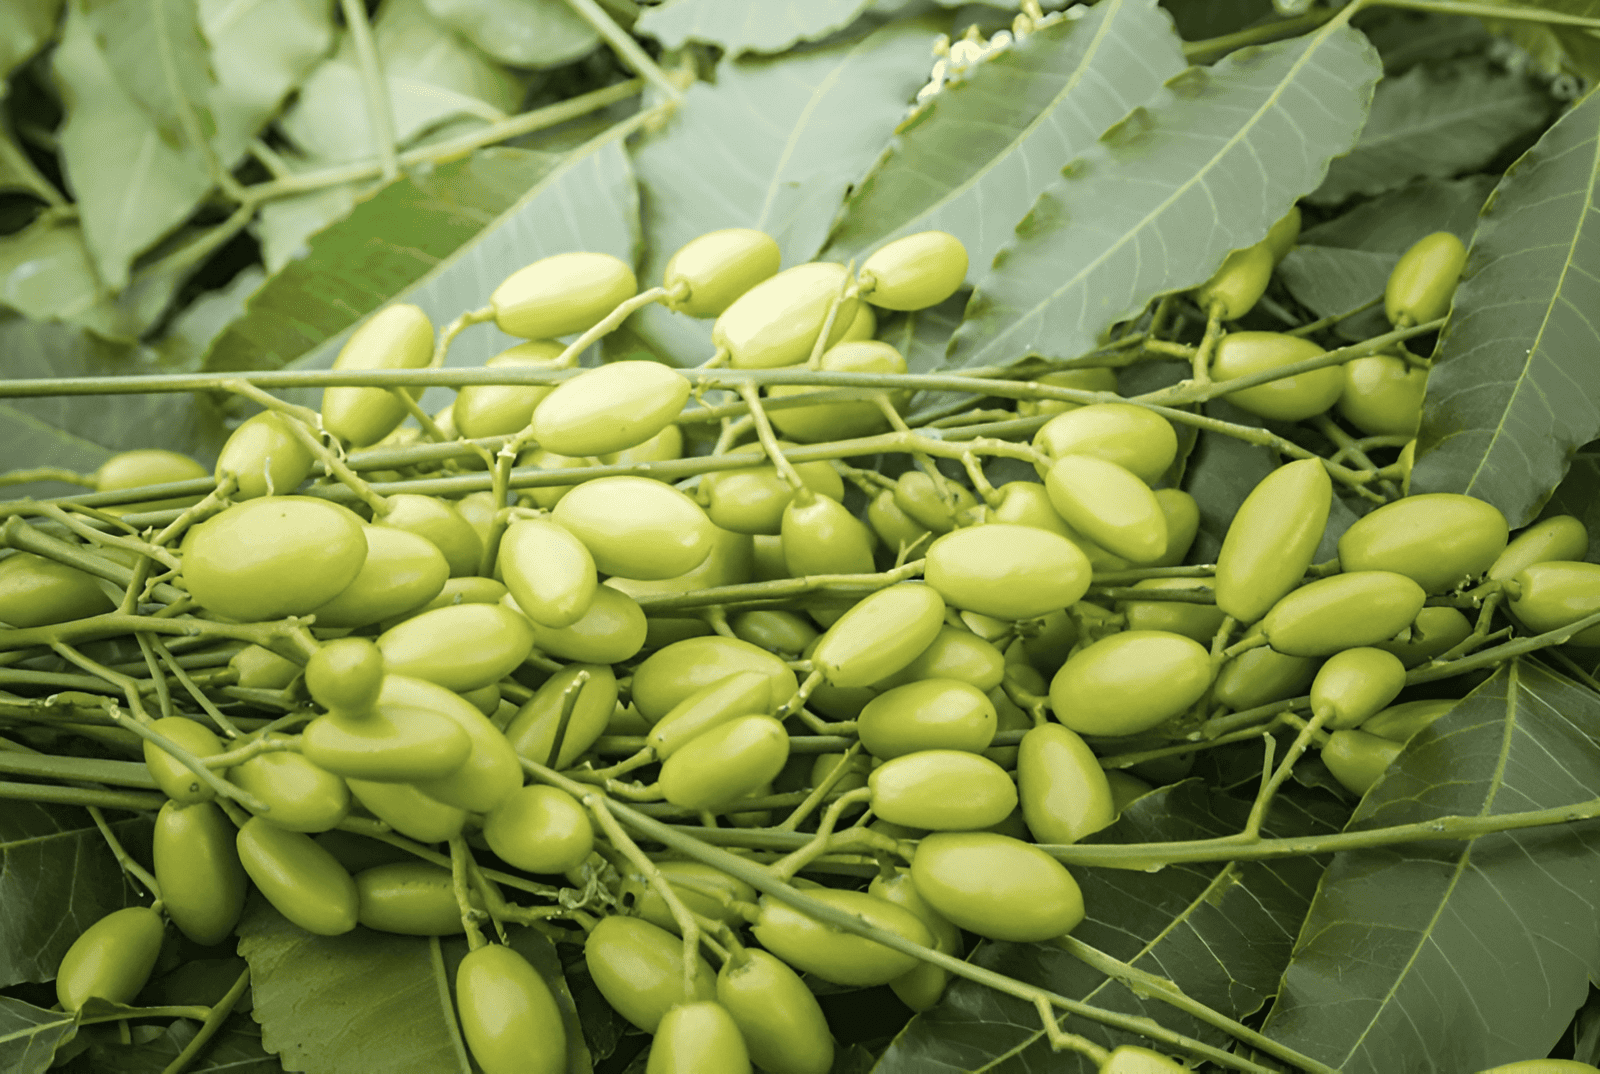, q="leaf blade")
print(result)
[635,0,875,55]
